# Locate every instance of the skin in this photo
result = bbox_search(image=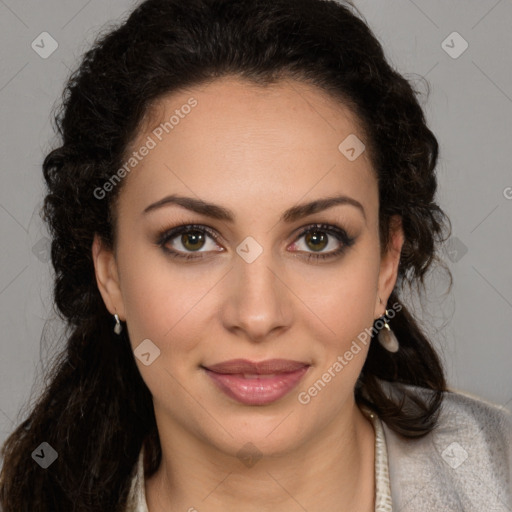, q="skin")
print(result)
[93,76,404,512]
